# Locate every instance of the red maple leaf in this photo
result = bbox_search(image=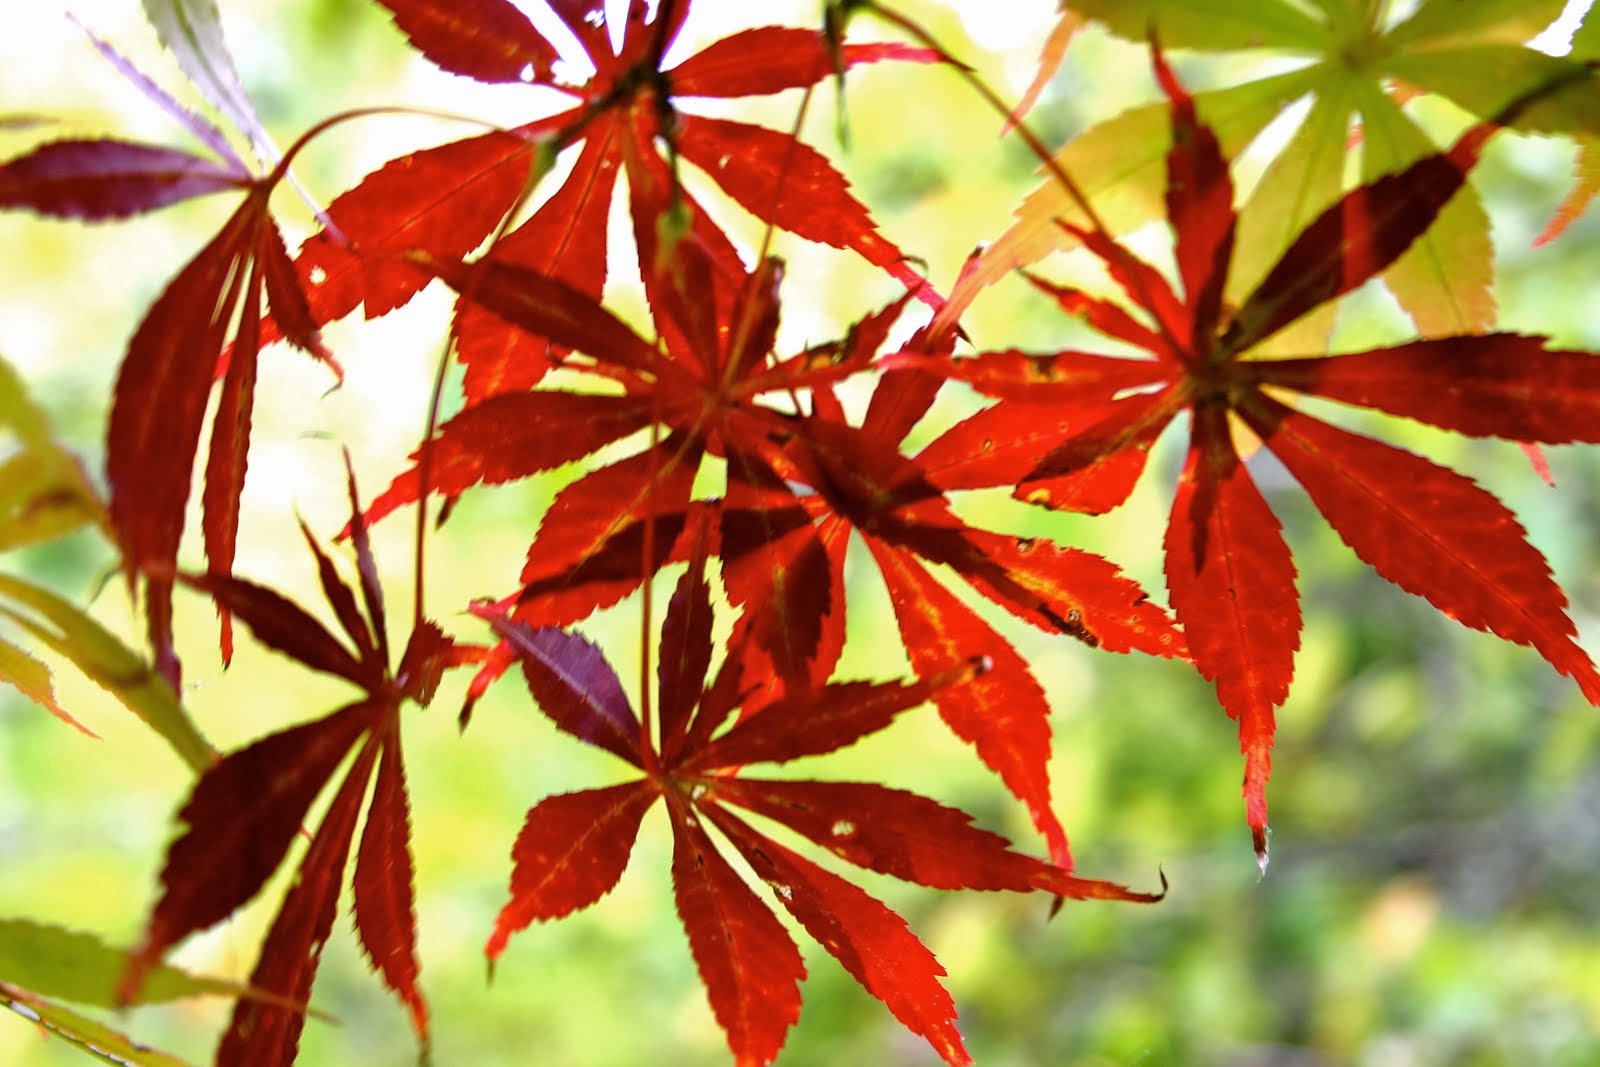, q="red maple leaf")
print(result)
[281,0,938,402]
[358,205,1182,870]
[894,43,1600,867]
[116,460,457,1066]
[0,52,334,686]
[475,543,1162,1067]
[707,364,1185,871]
[359,215,916,679]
